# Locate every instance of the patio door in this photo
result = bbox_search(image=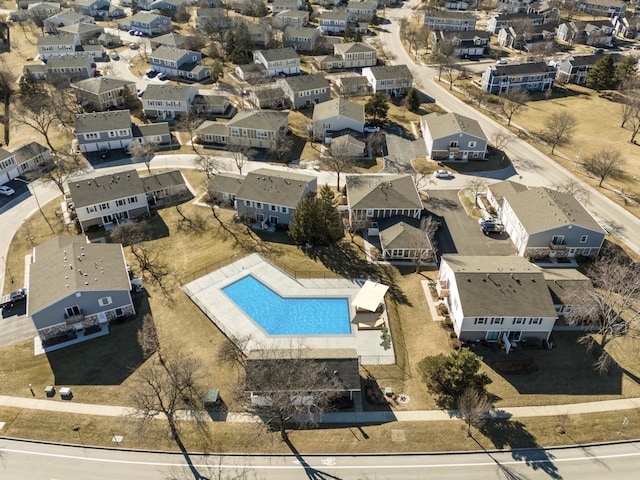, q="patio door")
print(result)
[485,331,500,342]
